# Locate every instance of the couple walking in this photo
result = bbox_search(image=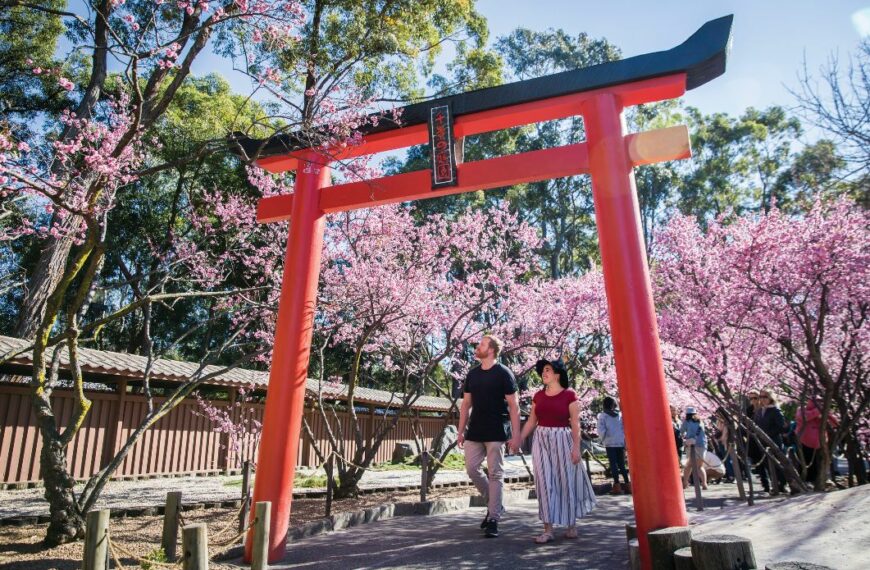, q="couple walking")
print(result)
[457,335,596,543]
